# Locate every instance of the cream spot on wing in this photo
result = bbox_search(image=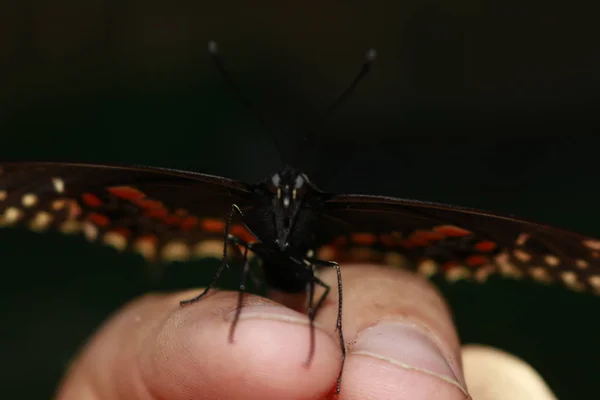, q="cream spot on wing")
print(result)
[5,207,22,222]
[418,259,438,278]
[162,241,190,262]
[0,207,23,226]
[0,190,7,201]
[21,193,38,208]
[544,255,560,267]
[52,177,65,193]
[561,271,584,291]
[583,239,600,251]
[383,252,408,268]
[59,220,82,234]
[52,199,68,210]
[474,264,495,282]
[513,249,531,263]
[496,253,524,279]
[528,266,552,284]
[193,239,223,259]
[83,222,98,241]
[516,233,530,246]
[103,232,128,251]
[589,276,600,293]
[446,266,471,282]
[51,199,81,218]
[133,239,157,260]
[576,259,589,269]
[29,211,53,232]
